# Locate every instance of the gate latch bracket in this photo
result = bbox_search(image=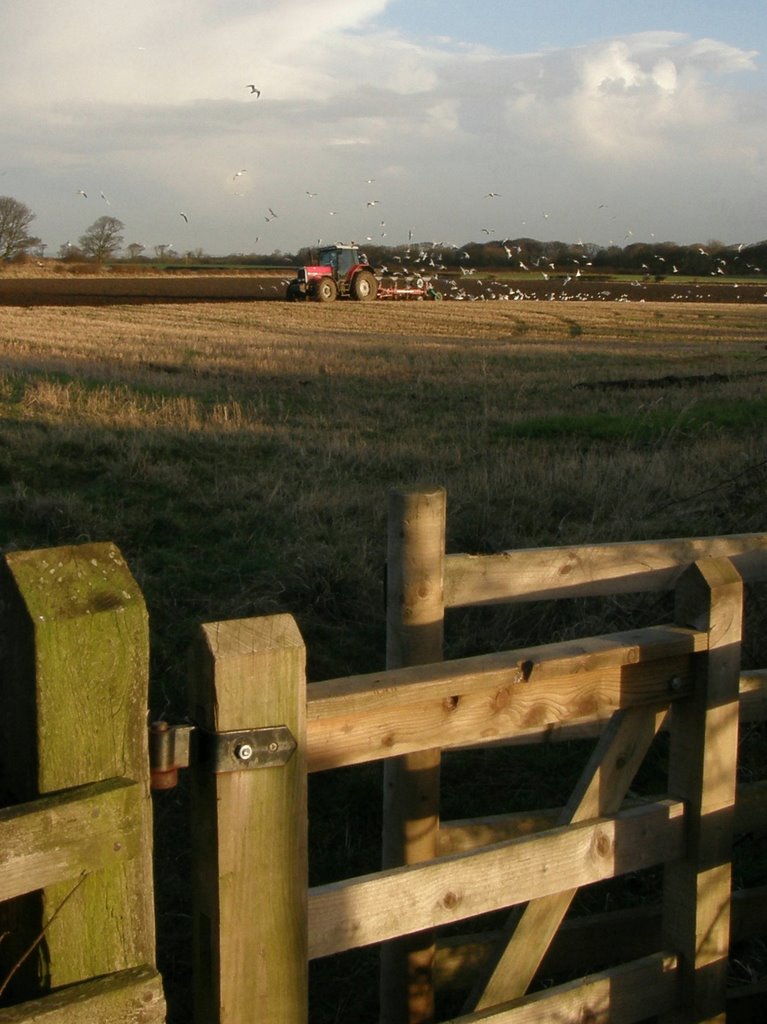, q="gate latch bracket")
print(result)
[198,726,297,774]
[149,721,296,790]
